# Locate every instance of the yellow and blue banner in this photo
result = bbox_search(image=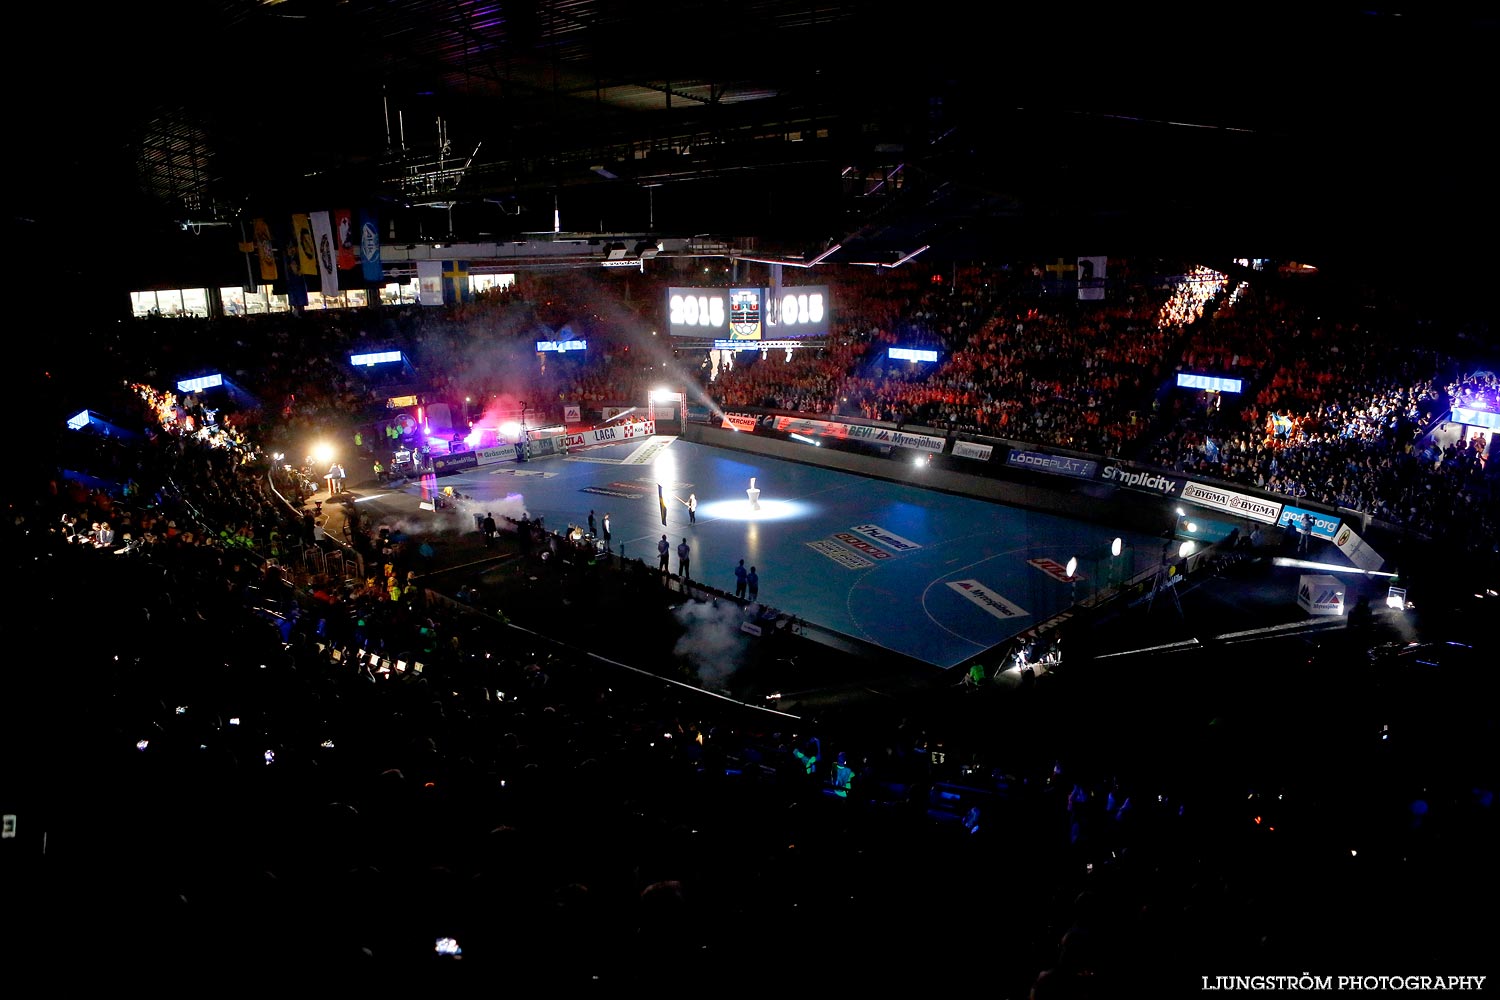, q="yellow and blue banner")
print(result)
[442,260,471,304]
